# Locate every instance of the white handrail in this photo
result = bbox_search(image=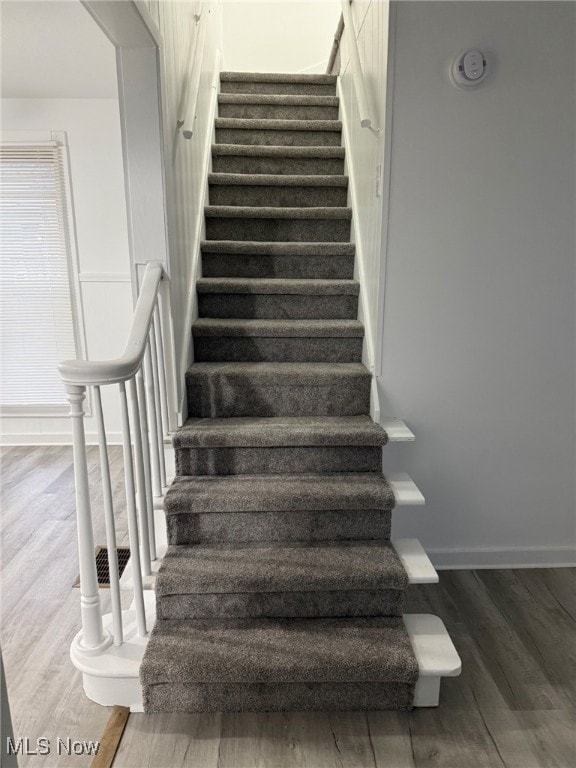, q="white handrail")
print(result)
[340,0,377,131]
[59,261,163,386]
[61,259,170,663]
